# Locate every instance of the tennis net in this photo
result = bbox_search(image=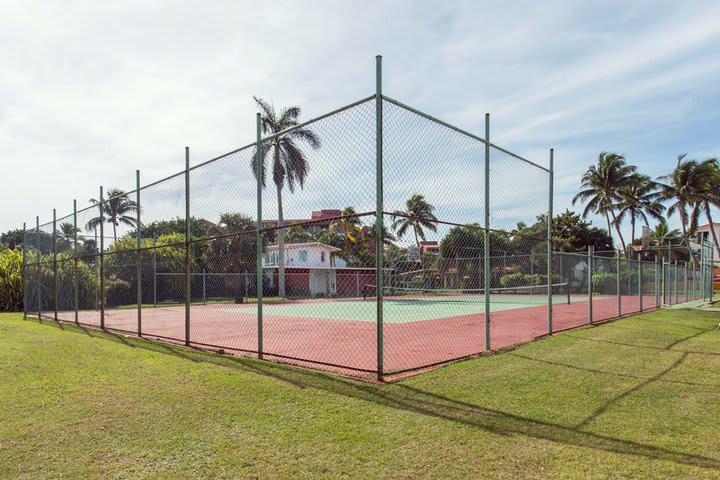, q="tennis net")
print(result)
[363,283,570,305]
